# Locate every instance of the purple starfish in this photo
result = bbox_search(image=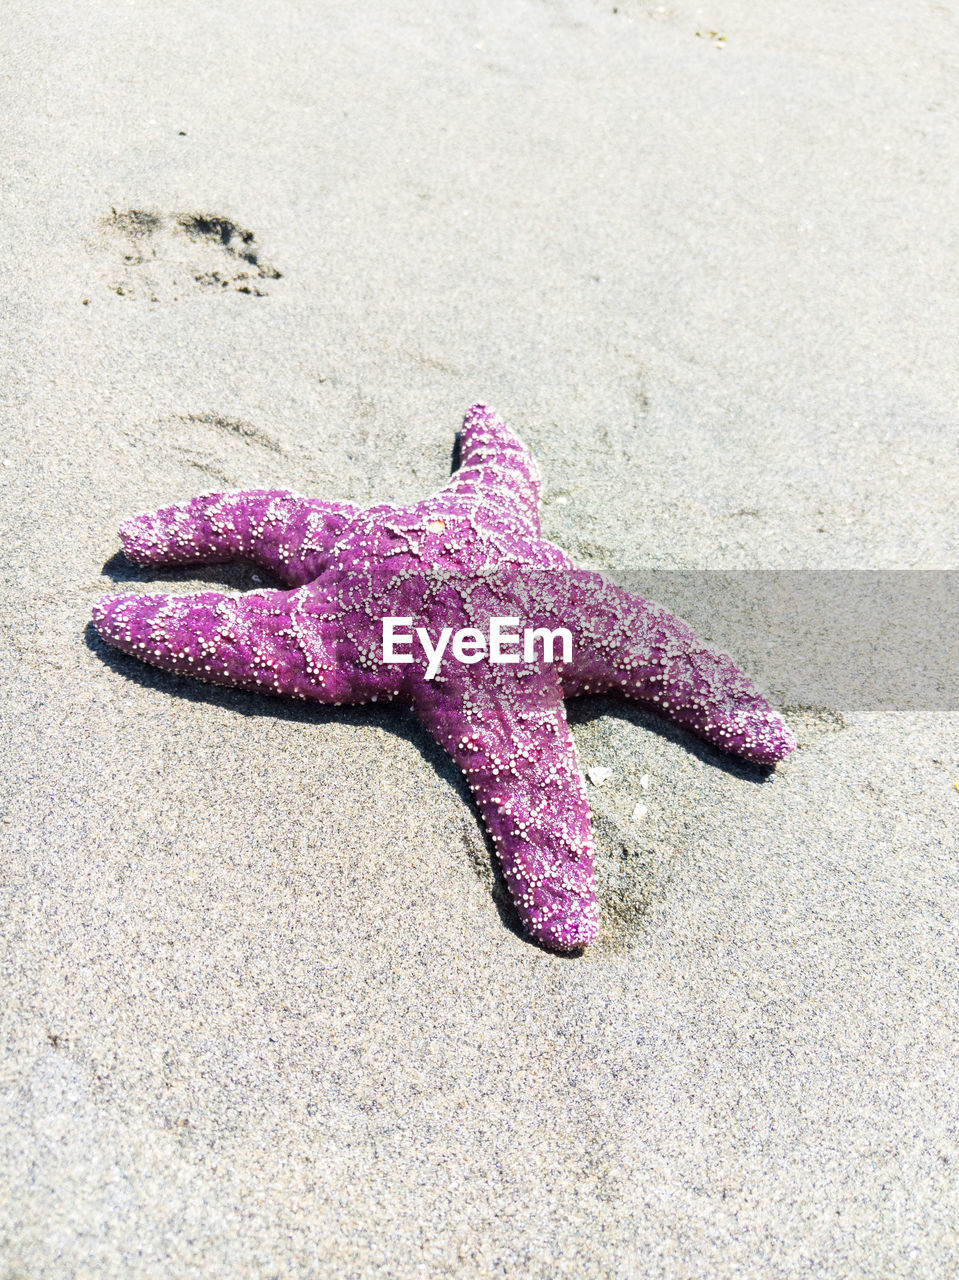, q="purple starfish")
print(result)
[92,404,795,950]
